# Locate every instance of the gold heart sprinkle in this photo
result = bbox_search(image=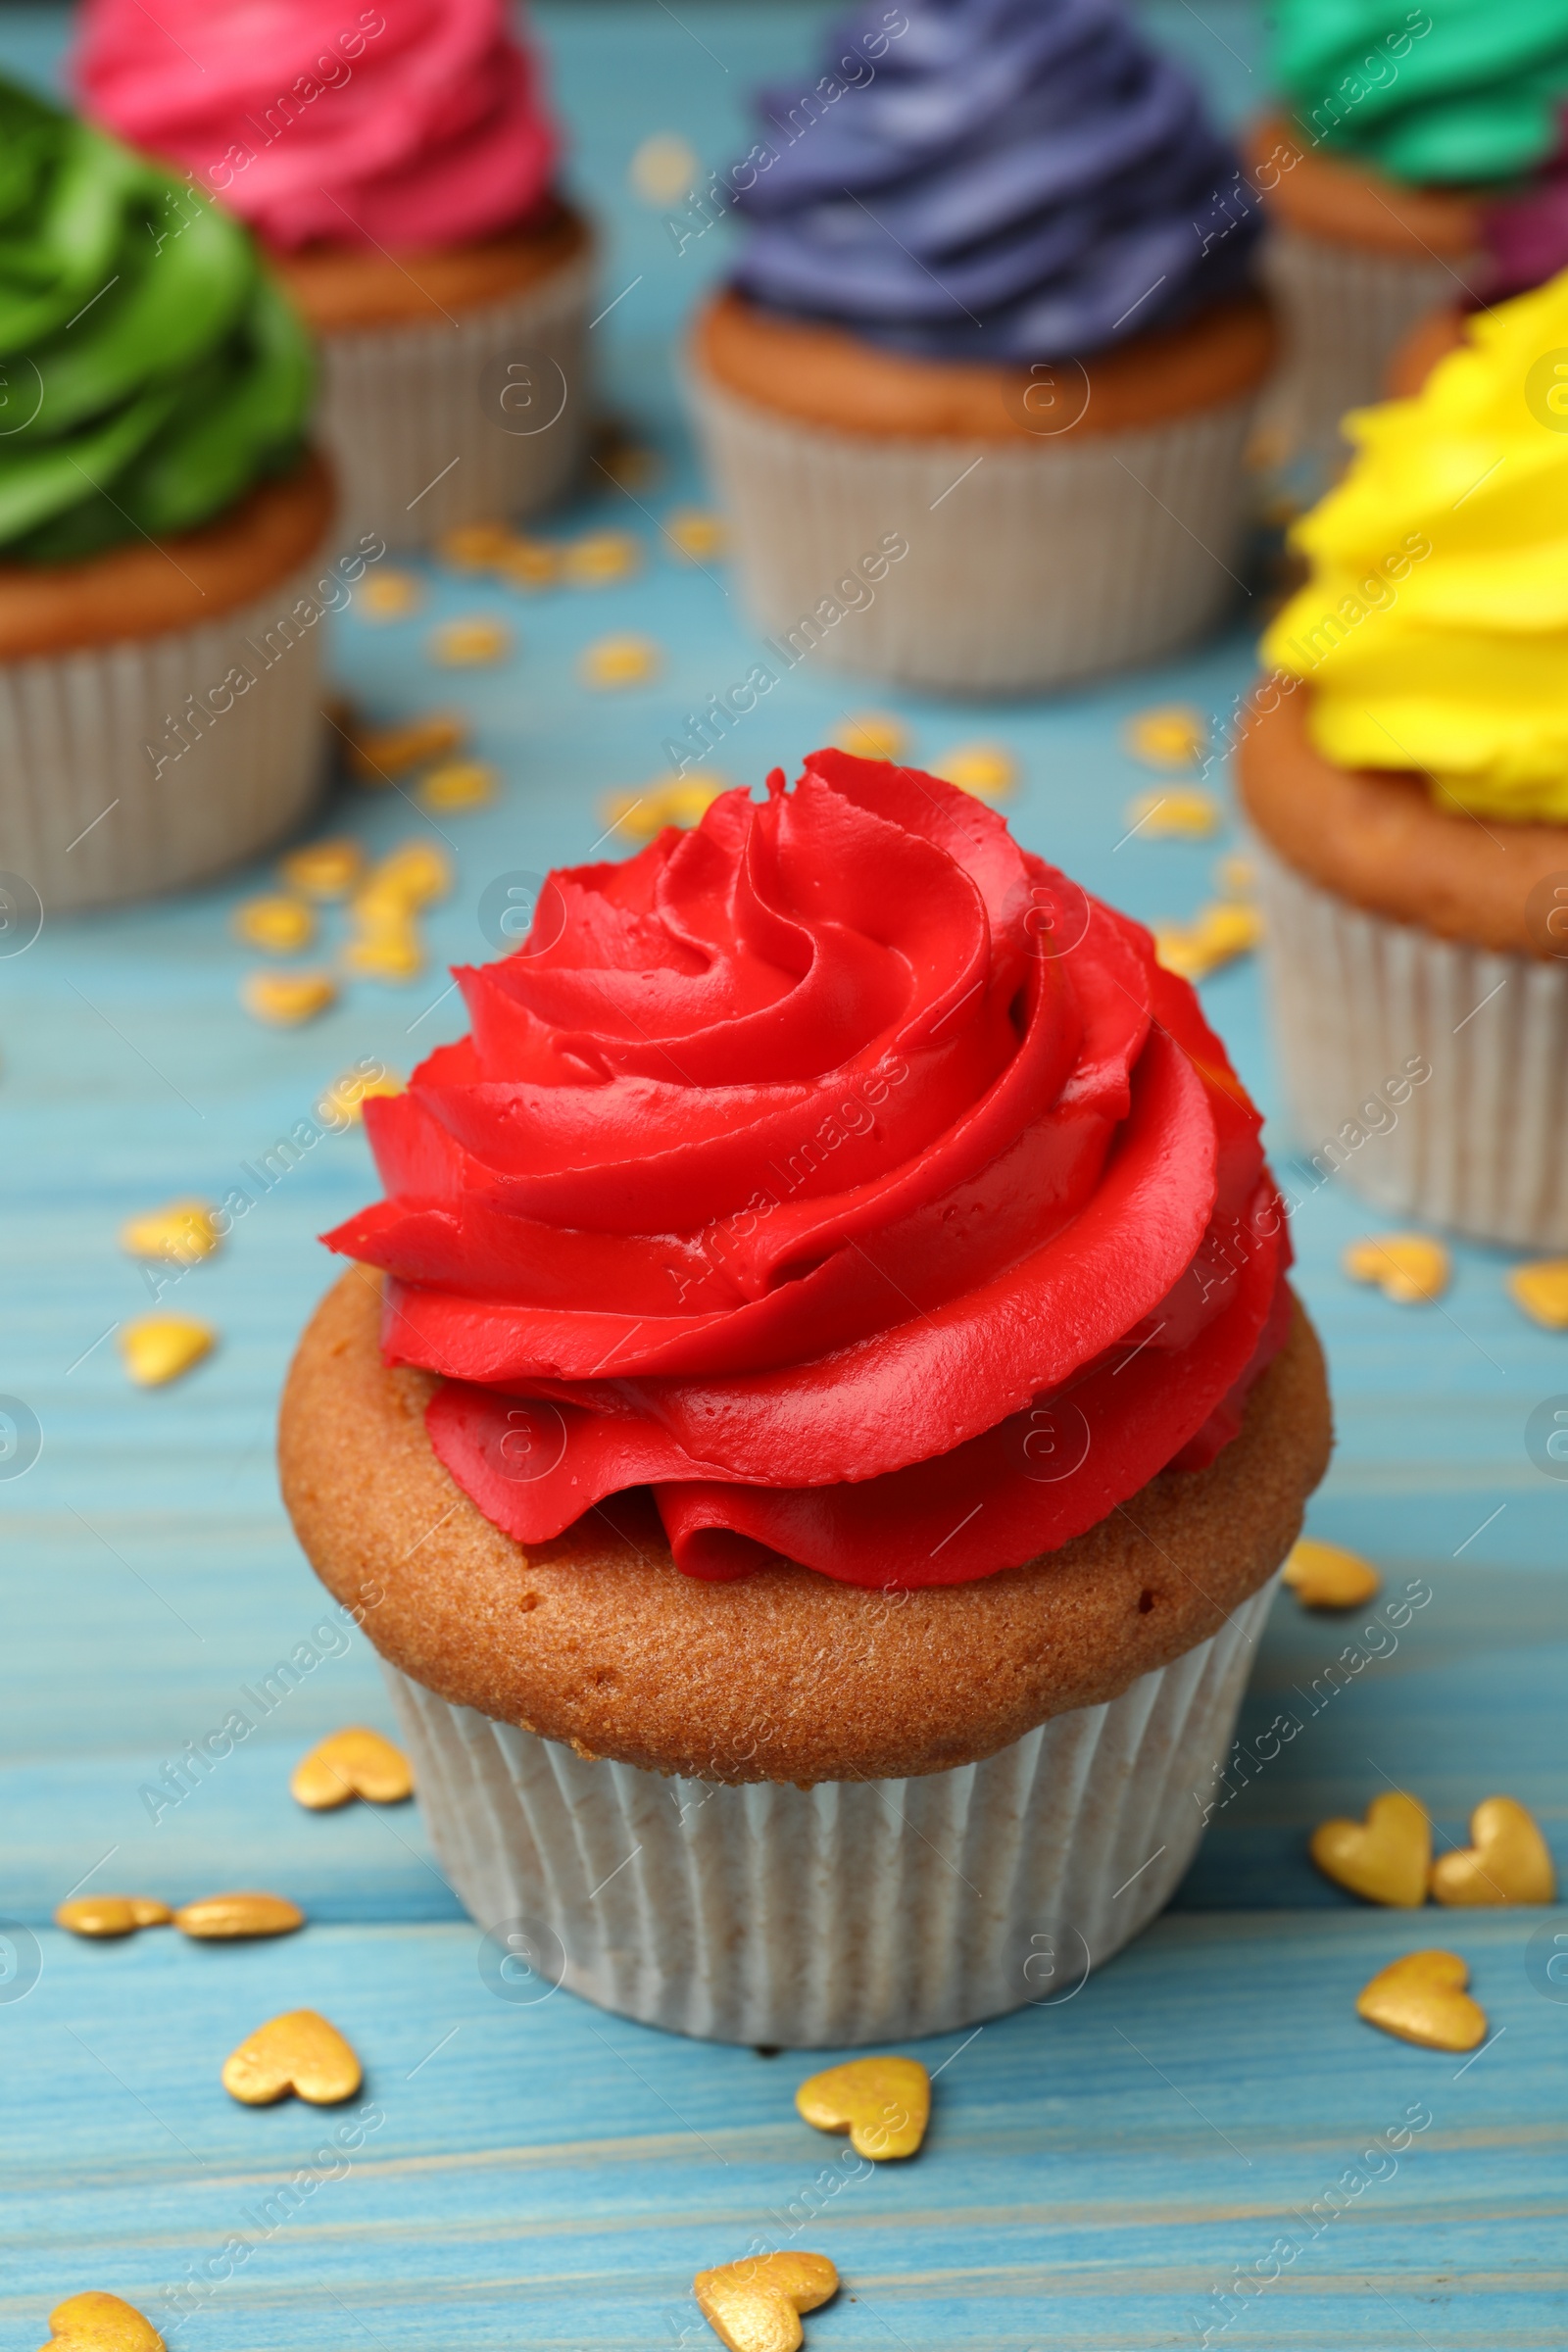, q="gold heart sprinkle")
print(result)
[1283,1537,1381,1609]
[562,530,642,587]
[1431,1795,1556,1907]
[495,537,560,591]
[1154,900,1262,981]
[239,970,336,1027]
[118,1200,220,1267]
[357,570,423,620]
[933,741,1016,801]
[279,839,365,902]
[665,508,727,564]
[601,775,728,839]
[362,840,453,910]
[340,925,424,984]
[319,1068,402,1126]
[694,2253,839,2352]
[232,895,315,955]
[1356,1948,1486,2051]
[39,2290,165,2352]
[1213,851,1256,899]
[1125,703,1207,771]
[1344,1233,1450,1304]
[580,633,662,690]
[1311,1791,1431,1907]
[119,1316,215,1388]
[418,760,496,813]
[346,713,466,782]
[173,1892,305,1940]
[1506,1258,1568,1330]
[438,520,516,571]
[630,132,701,207]
[430,616,511,667]
[221,2008,362,2105]
[290,1727,414,1809]
[1126,786,1222,839]
[795,2056,930,2159]
[55,1896,172,1938]
[834,710,906,762]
